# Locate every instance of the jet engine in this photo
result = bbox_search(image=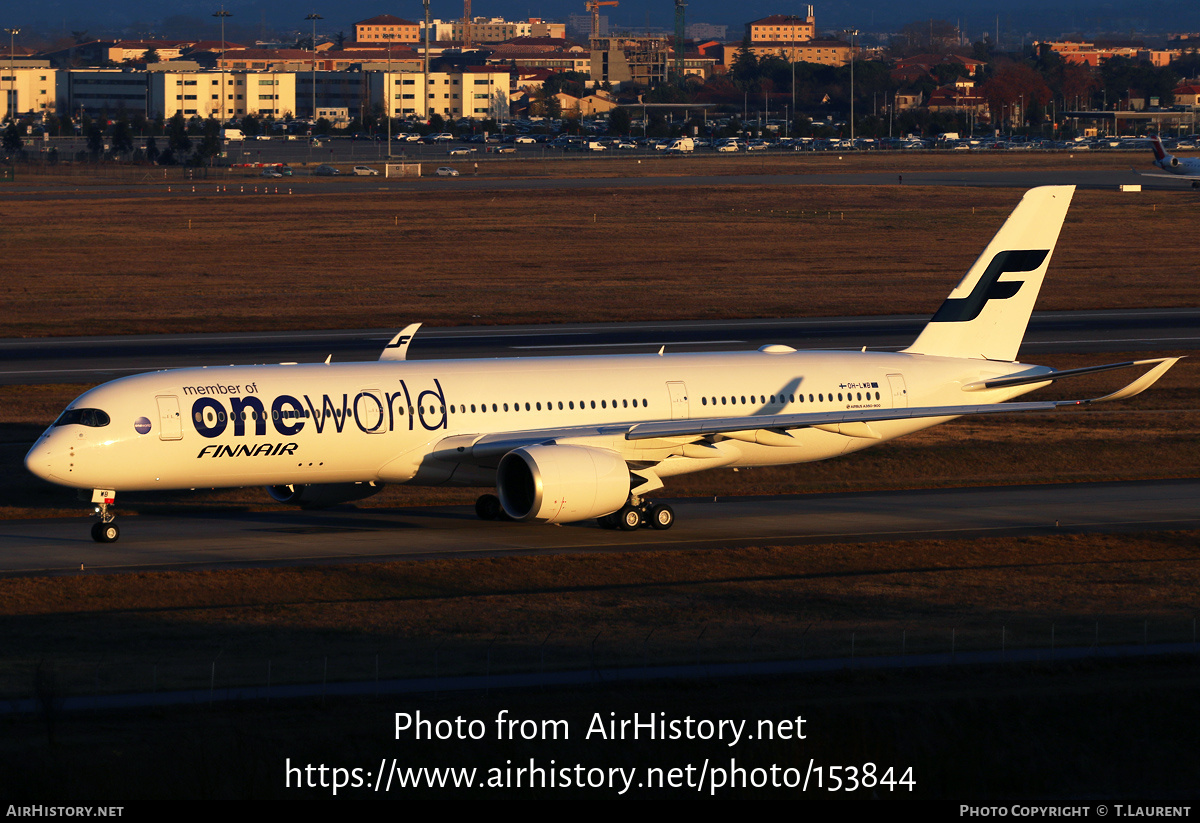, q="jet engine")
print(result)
[496,445,630,523]
[266,481,384,509]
